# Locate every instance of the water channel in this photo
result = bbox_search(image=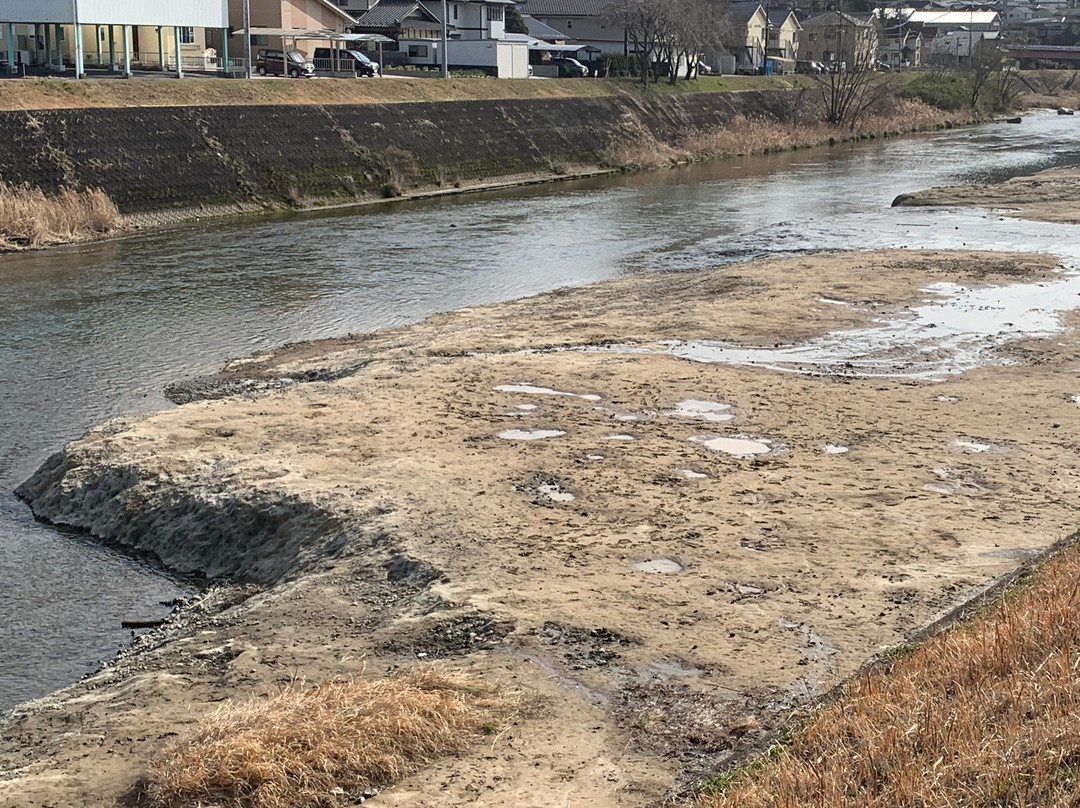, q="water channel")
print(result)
[2,110,1079,711]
